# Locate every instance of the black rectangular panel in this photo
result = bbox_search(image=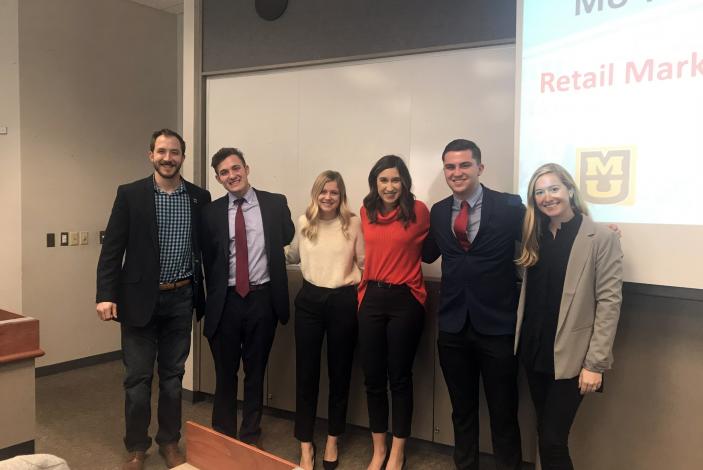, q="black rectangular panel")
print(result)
[203,0,516,73]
